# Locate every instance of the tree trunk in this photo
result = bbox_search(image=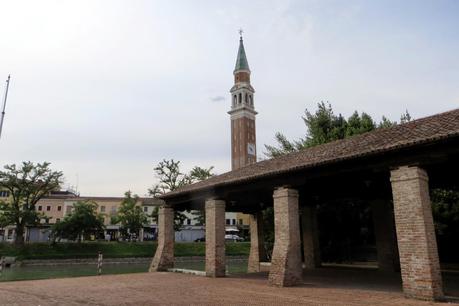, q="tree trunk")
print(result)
[14,225,25,247]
